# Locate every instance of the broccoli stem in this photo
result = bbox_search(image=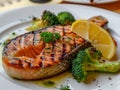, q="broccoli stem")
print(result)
[86,62,120,73]
[72,47,120,82]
